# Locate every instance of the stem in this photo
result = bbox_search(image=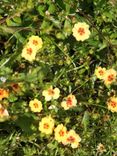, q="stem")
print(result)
[28,141,40,148]
[85,103,108,110]
[53,41,76,68]
[67,63,86,72]
[53,68,66,84]
[71,79,89,94]
[0,58,10,68]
